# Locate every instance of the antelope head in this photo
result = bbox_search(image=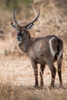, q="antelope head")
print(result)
[11,8,40,44]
